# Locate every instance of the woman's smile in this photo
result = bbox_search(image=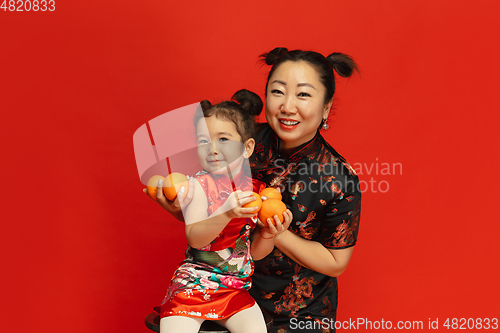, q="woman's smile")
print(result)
[278,118,300,130]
